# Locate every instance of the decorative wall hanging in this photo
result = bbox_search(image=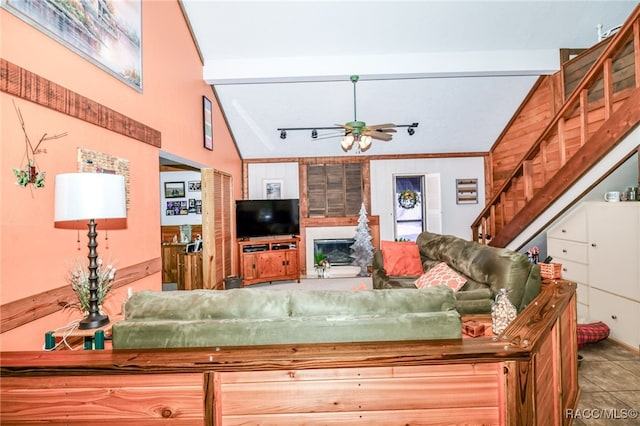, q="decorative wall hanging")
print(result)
[12,100,67,189]
[2,0,142,90]
[203,96,213,150]
[398,189,420,209]
[78,148,131,209]
[456,179,478,204]
[263,179,283,199]
[164,182,185,199]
